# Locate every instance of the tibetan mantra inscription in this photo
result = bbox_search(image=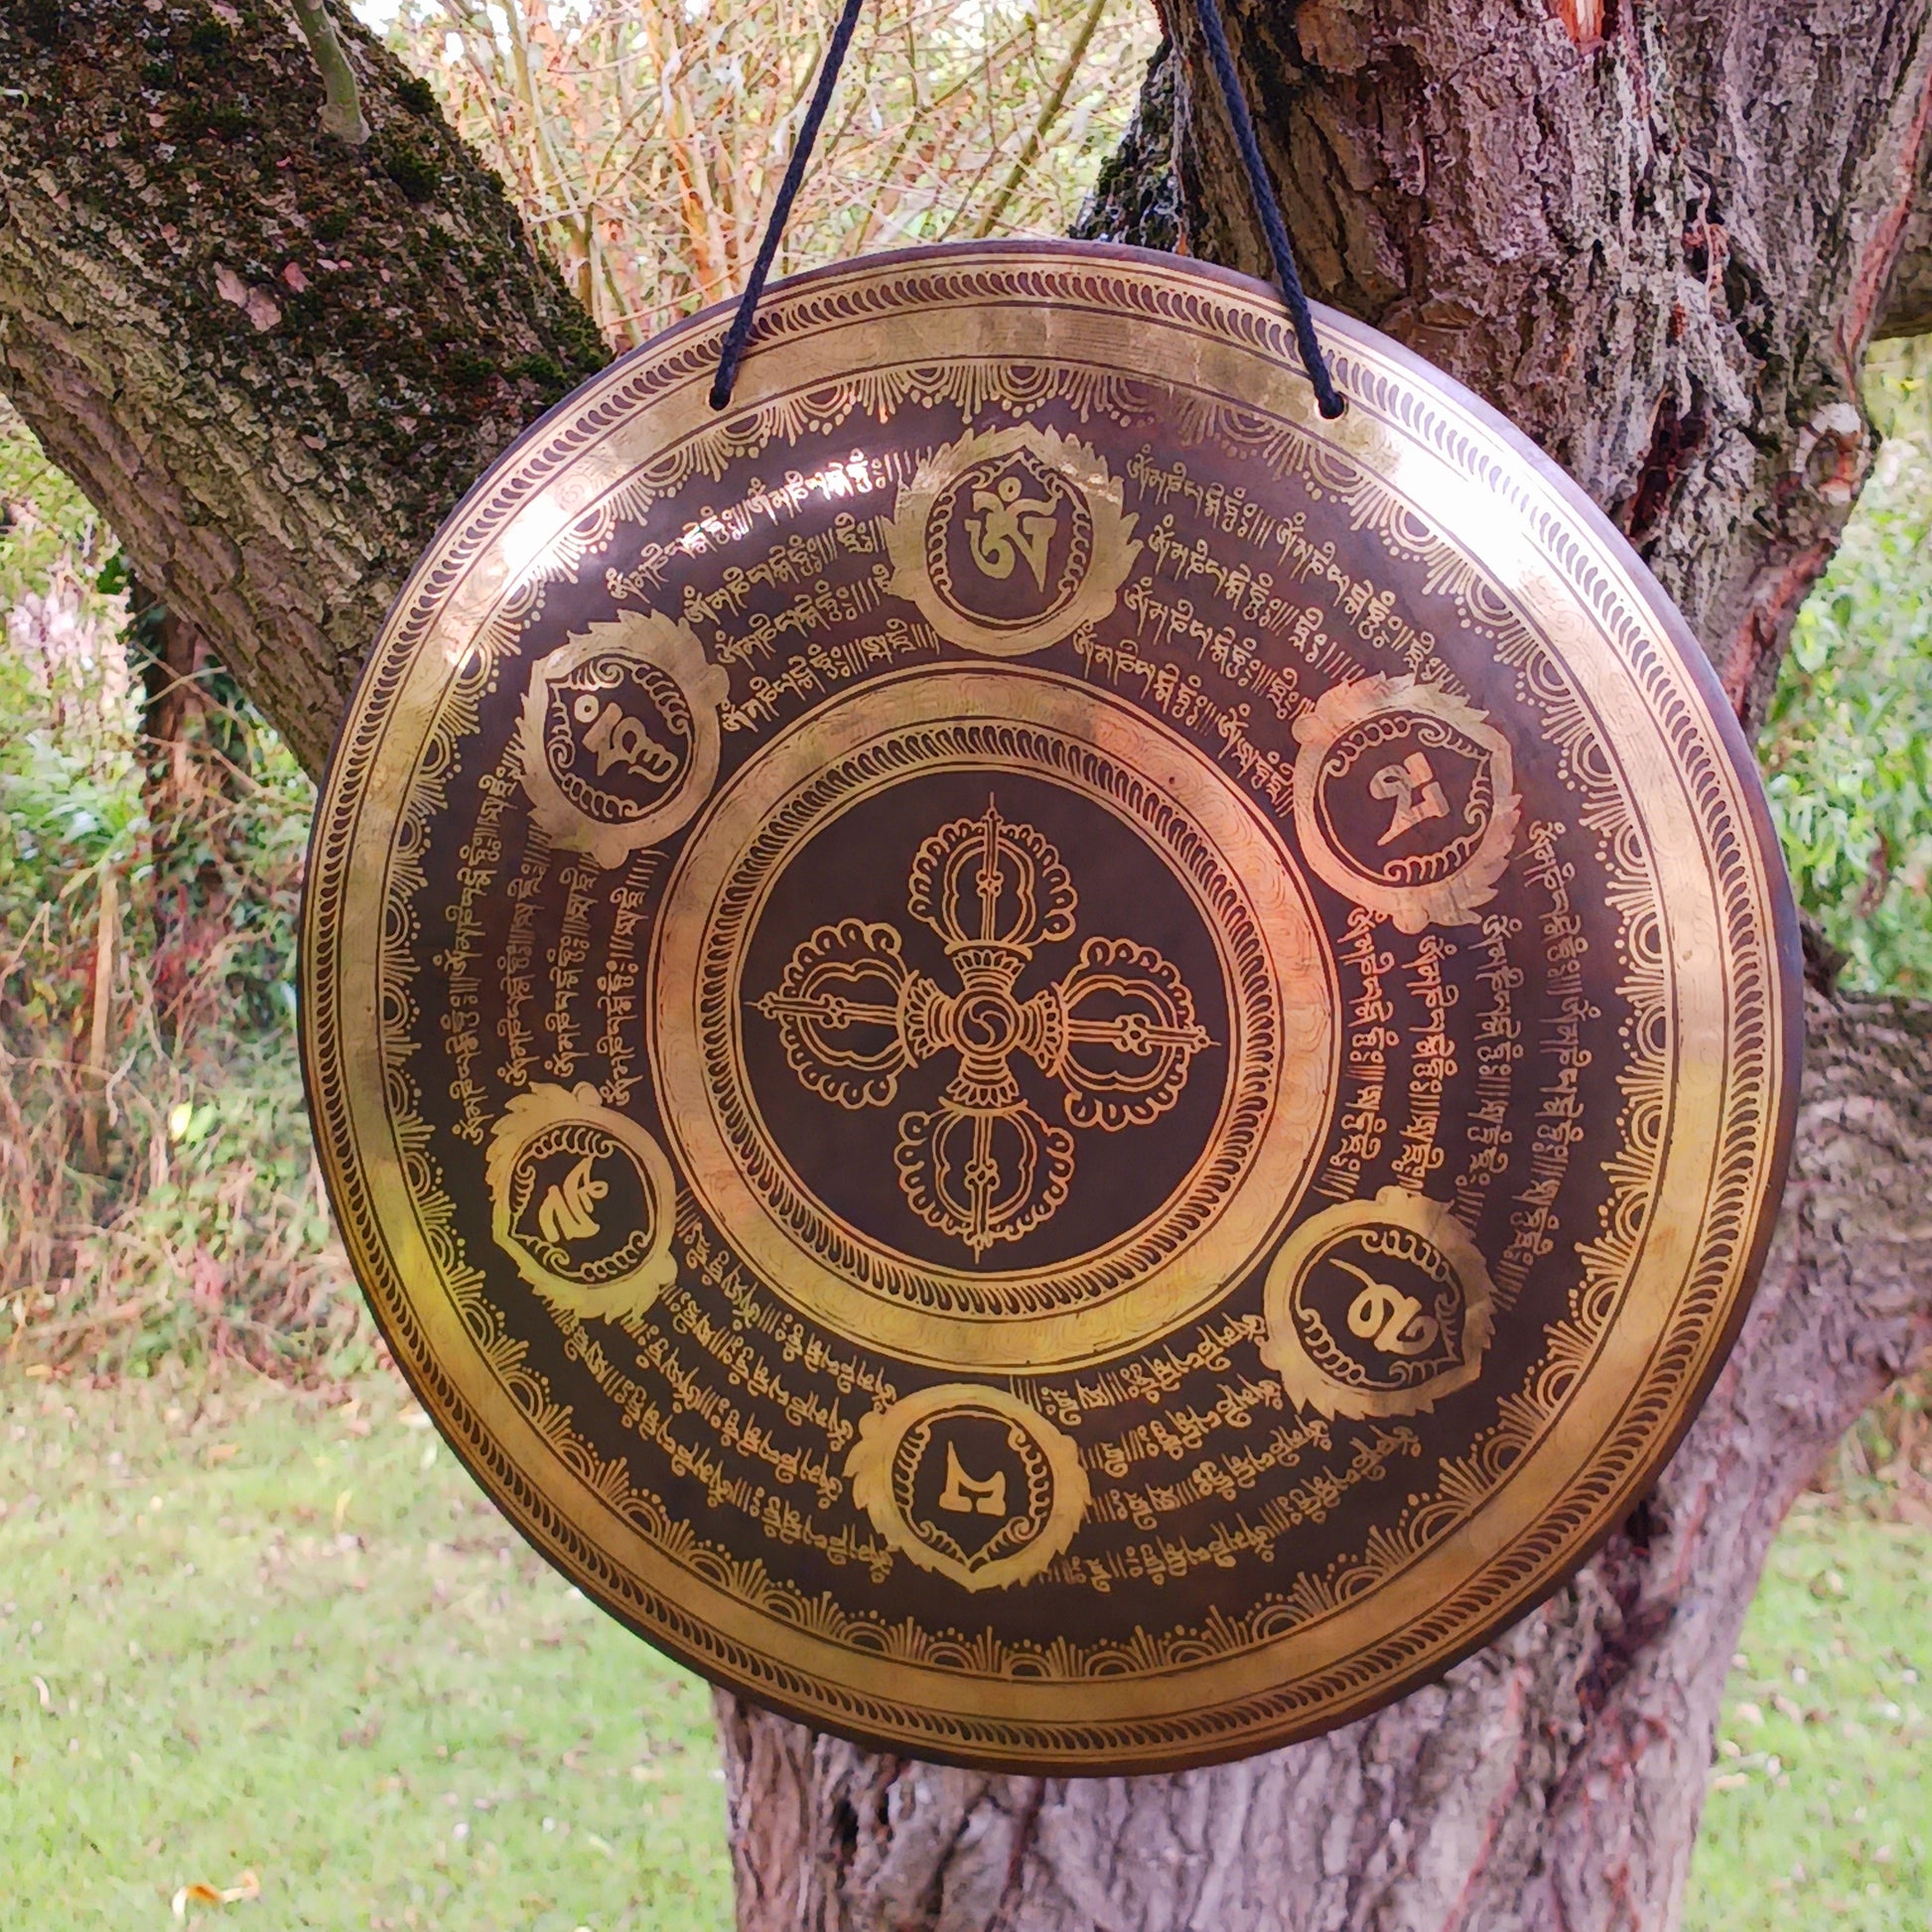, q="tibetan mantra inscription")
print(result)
[302,243,1800,1773]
